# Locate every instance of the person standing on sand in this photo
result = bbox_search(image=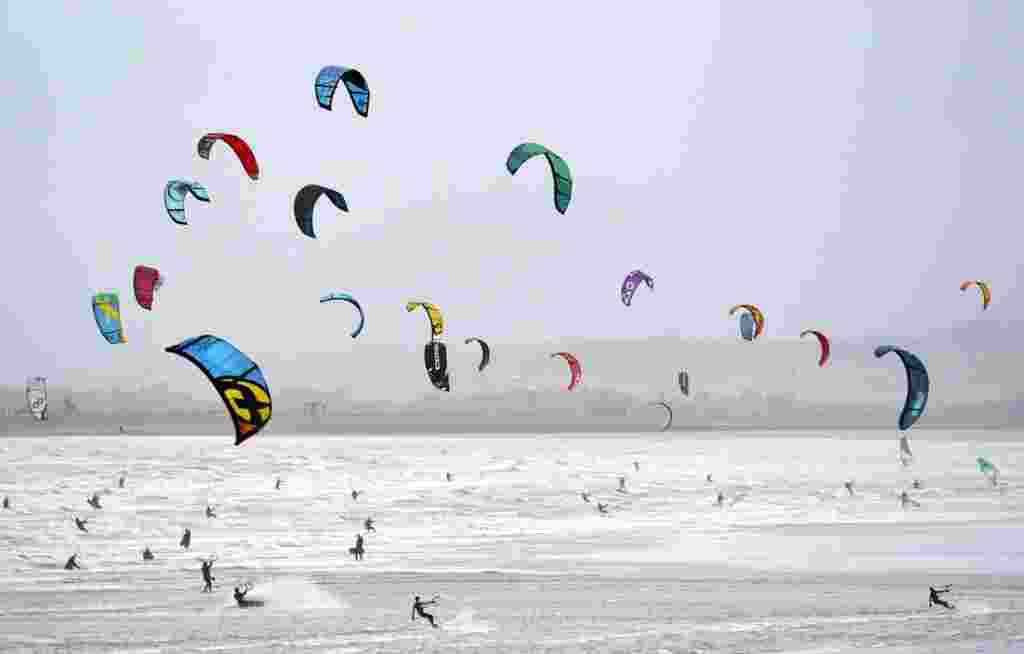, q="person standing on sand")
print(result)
[200,557,216,592]
[180,527,192,550]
